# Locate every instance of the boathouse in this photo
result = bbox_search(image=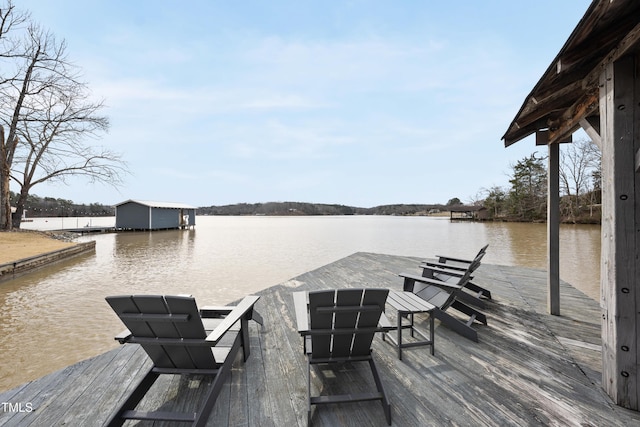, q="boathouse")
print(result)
[502,0,640,410]
[115,200,196,231]
[449,205,488,221]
